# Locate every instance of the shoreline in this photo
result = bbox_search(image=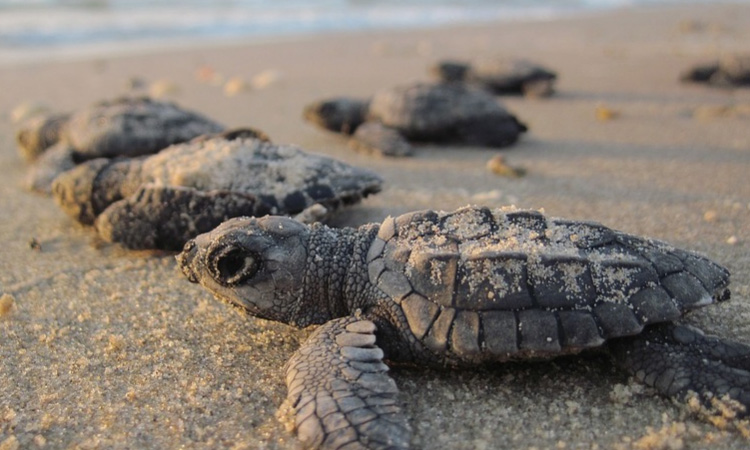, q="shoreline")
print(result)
[0,5,646,67]
[0,2,621,67]
[2,3,750,449]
